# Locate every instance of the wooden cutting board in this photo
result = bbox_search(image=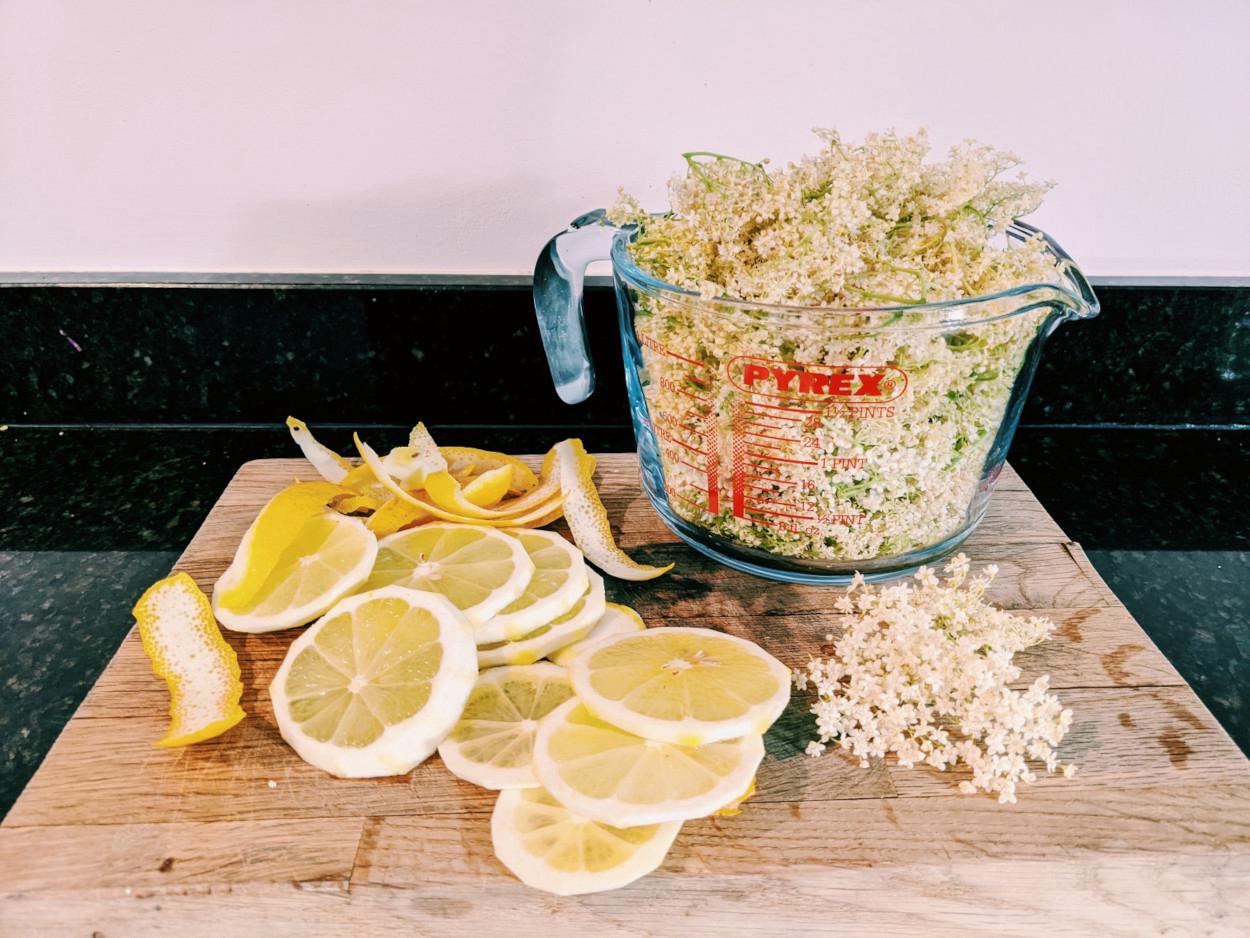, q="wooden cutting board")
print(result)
[2,455,1249,937]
